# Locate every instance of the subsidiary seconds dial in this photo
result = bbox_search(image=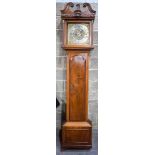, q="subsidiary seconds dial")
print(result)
[68,24,89,45]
